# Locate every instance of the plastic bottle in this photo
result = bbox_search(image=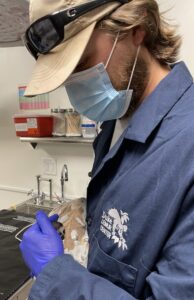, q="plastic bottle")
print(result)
[81,116,97,139]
